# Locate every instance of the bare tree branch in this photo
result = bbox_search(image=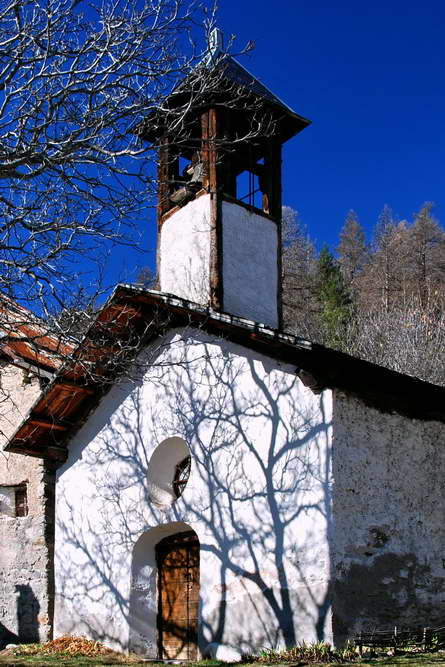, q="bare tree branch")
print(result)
[0,0,206,309]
